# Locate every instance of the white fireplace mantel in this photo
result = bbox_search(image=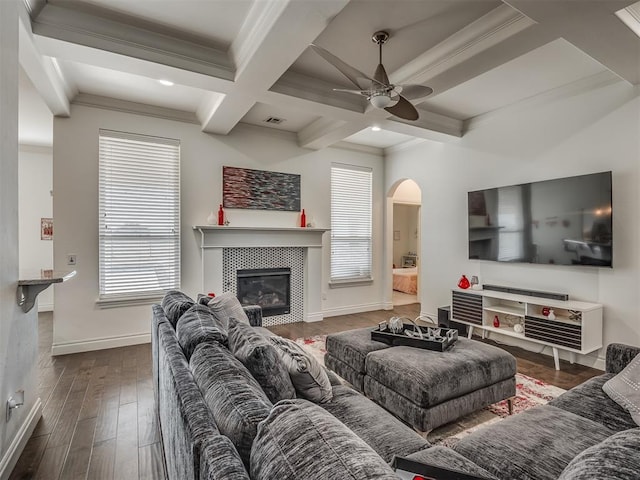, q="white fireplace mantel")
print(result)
[193,225,329,248]
[193,226,329,323]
